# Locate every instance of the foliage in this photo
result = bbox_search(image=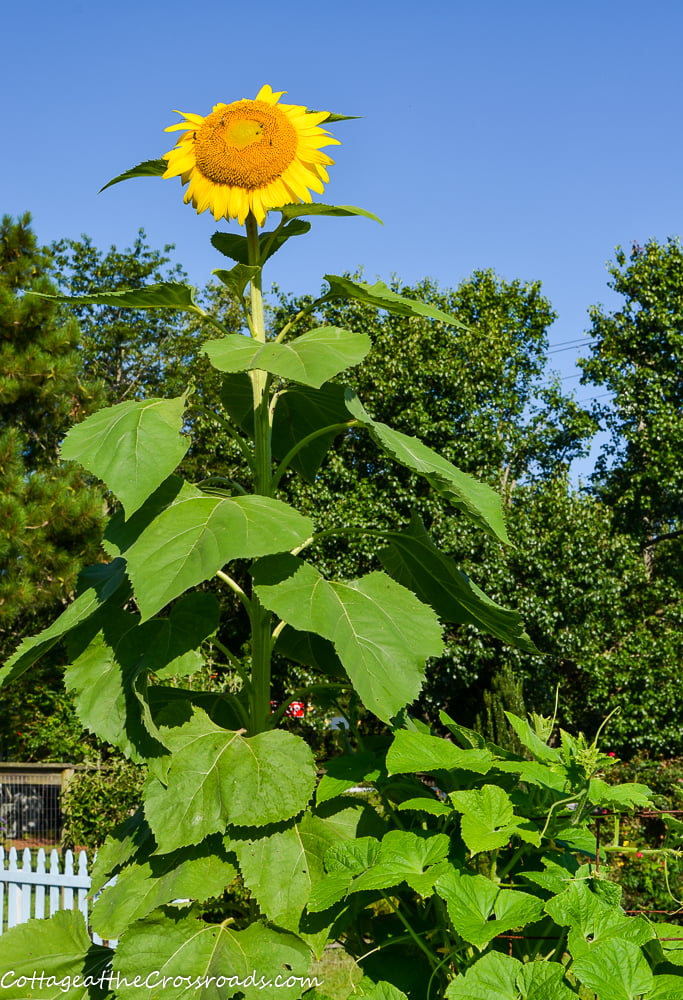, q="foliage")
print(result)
[0,215,104,655]
[607,755,683,914]
[580,237,683,579]
[60,758,146,851]
[0,182,679,1000]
